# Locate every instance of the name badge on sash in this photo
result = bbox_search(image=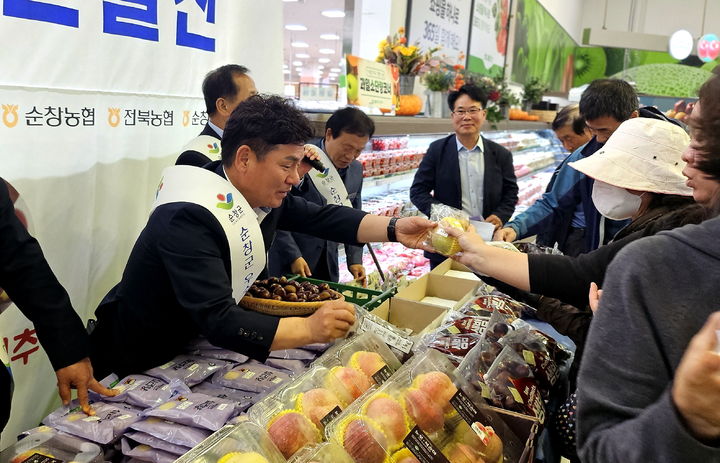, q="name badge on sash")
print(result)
[305,144,352,207]
[152,166,265,302]
[179,135,222,161]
